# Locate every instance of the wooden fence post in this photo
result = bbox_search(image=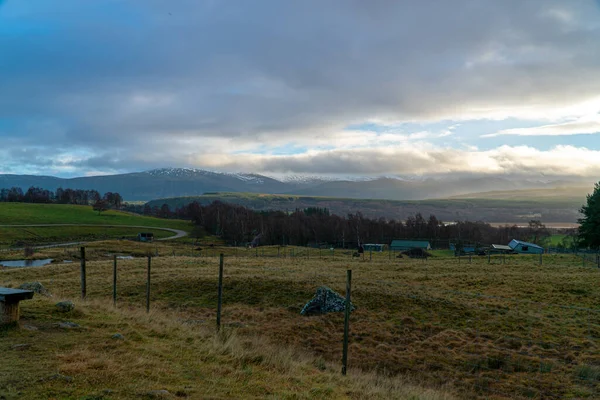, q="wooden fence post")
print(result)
[113,255,117,307]
[217,253,224,331]
[342,269,352,376]
[146,256,151,313]
[80,247,86,300]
